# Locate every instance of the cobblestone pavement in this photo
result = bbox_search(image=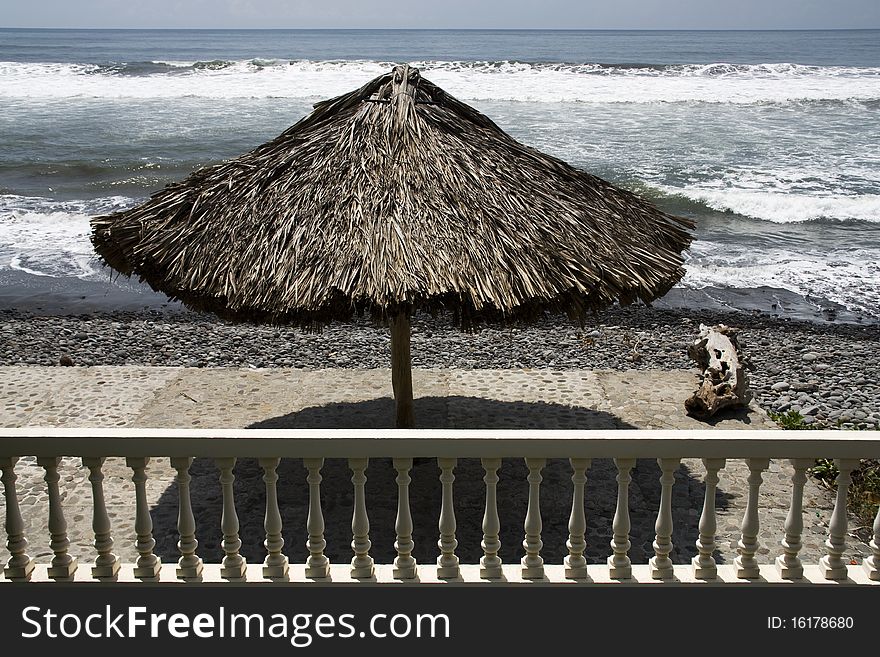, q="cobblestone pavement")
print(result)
[0,366,869,572]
